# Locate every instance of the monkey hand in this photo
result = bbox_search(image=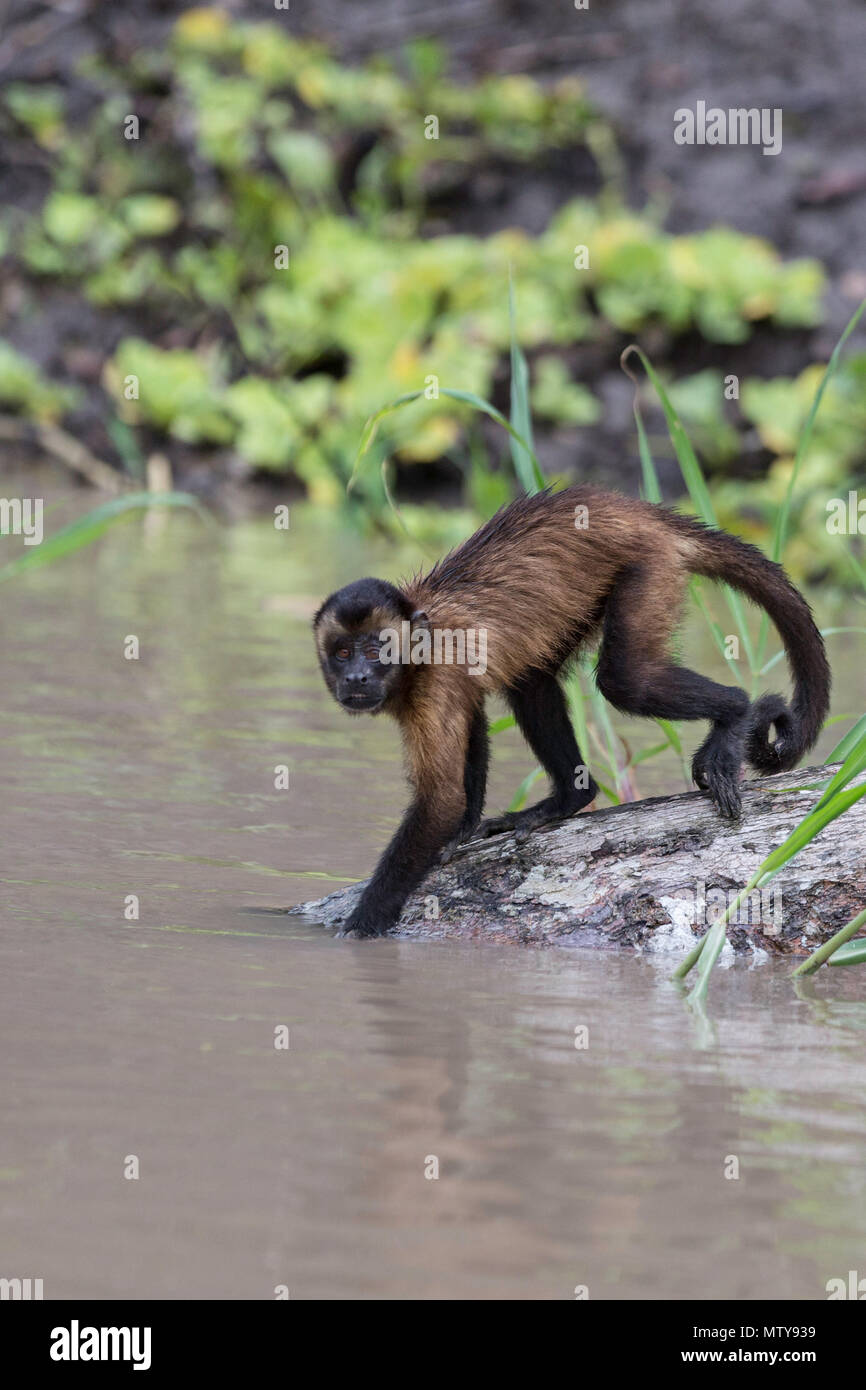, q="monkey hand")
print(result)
[692,732,744,818]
